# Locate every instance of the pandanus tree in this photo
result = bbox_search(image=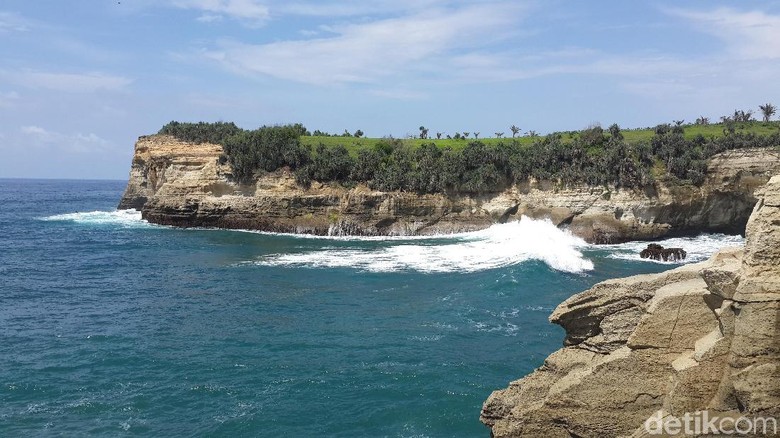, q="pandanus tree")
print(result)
[510,125,520,138]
